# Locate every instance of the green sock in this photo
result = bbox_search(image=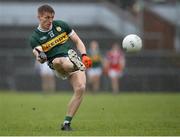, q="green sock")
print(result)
[64,116,72,124]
